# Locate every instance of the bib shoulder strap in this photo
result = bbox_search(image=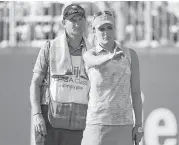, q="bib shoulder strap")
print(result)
[46,40,51,63]
[46,40,52,102]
